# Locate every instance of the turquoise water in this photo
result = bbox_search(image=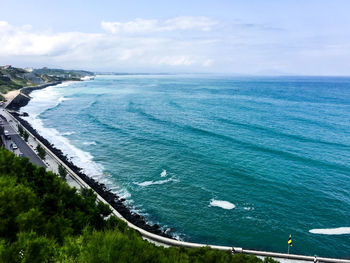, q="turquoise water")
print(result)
[22,75,350,258]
